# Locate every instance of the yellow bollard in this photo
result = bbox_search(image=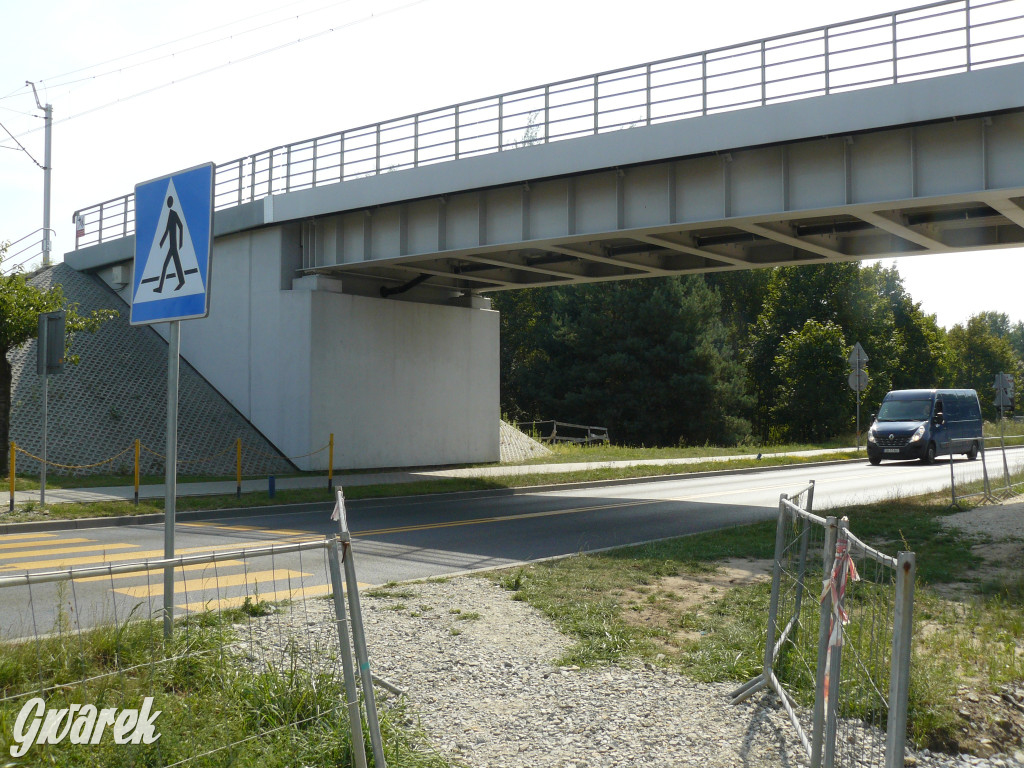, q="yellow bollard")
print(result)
[328,433,334,490]
[134,439,140,506]
[236,438,242,499]
[9,441,15,512]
